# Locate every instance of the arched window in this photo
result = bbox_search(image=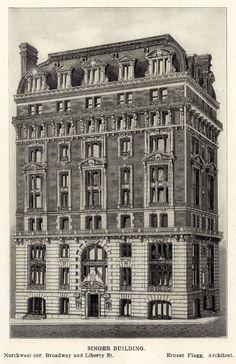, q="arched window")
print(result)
[81,245,107,284]
[148,300,172,319]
